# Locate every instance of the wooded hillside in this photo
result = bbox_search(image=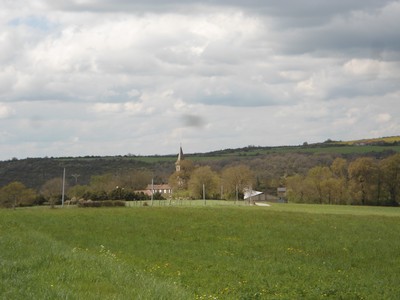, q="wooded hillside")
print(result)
[1,137,399,192]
